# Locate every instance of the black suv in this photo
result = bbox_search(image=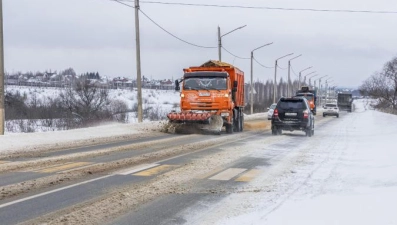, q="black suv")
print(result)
[271,97,315,137]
